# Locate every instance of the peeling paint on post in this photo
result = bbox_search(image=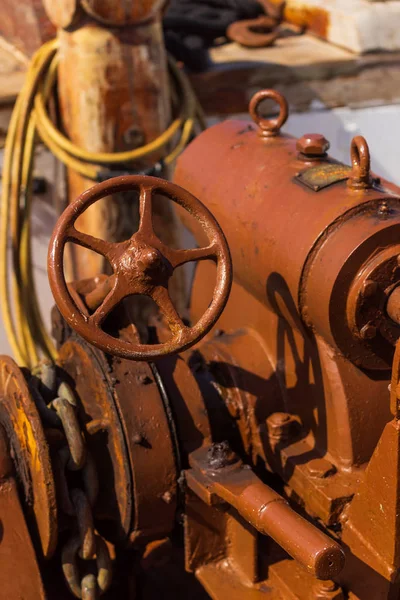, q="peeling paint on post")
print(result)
[44,1,185,316]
